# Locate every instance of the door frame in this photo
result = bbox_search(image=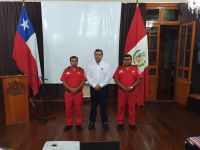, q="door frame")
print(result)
[175,21,196,105]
